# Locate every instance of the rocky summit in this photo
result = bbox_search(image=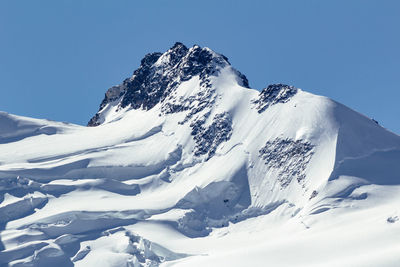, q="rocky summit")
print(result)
[88,42,248,126]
